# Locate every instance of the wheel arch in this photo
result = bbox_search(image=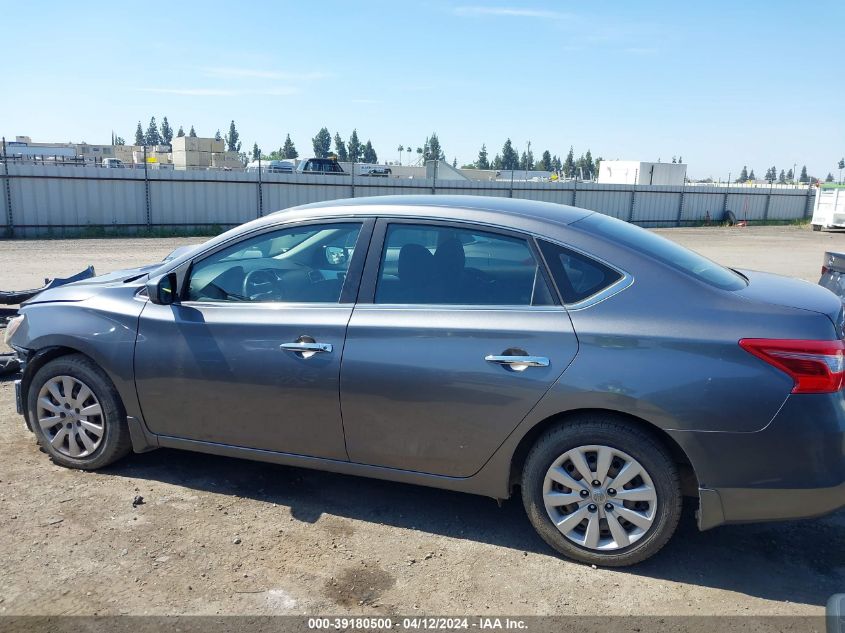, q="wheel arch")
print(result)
[508,408,699,497]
